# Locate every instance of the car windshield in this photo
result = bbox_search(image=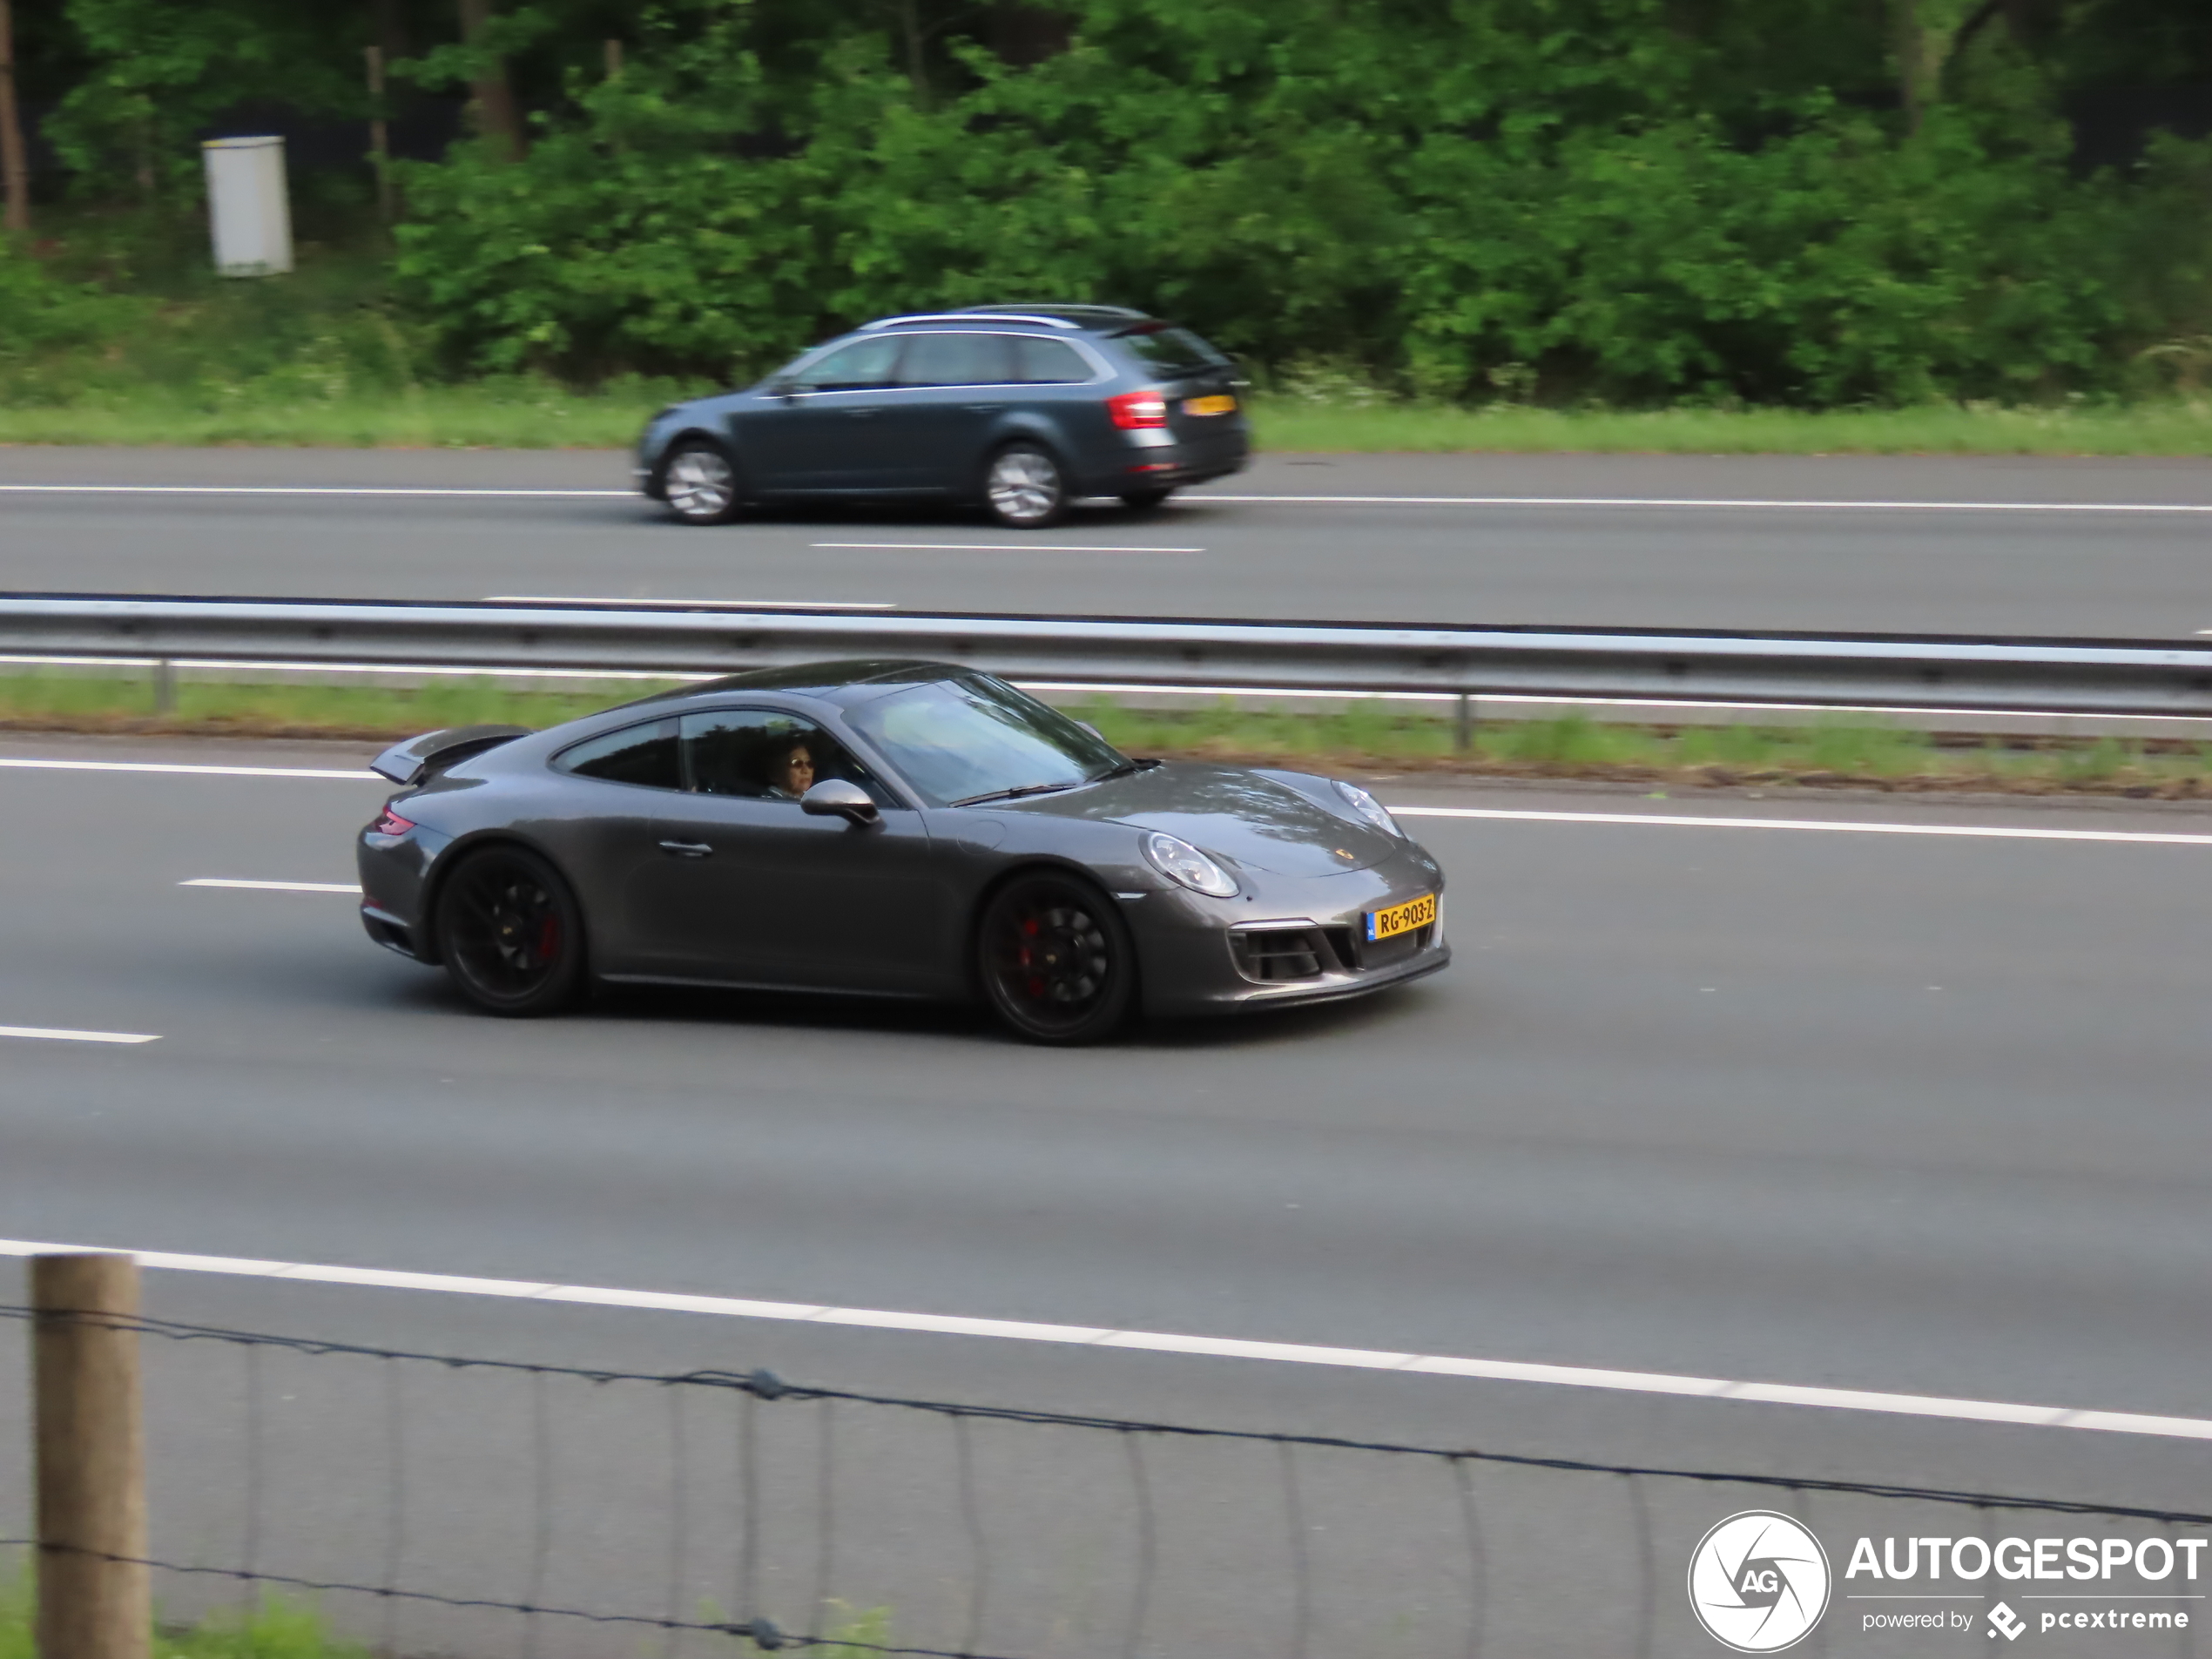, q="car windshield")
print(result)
[846,676,1131,807]
[1115,324,1231,377]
